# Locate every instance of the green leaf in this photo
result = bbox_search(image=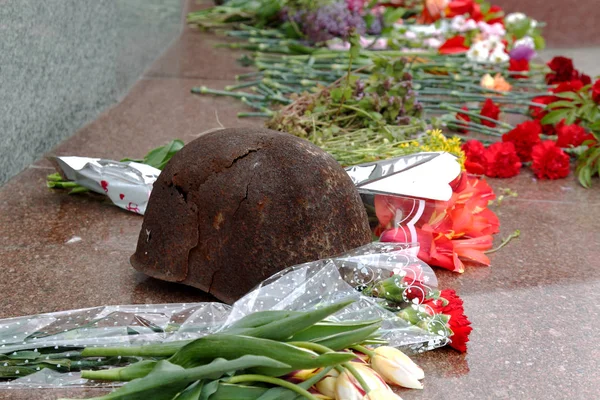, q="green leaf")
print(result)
[207,383,268,400]
[548,100,576,109]
[287,320,381,343]
[82,360,158,382]
[226,311,302,330]
[565,113,577,125]
[330,88,343,102]
[78,357,290,400]
[239,299,355,341]
[578,165,593,188]
[555,91,581,100]
[287,43,315,55]
[177,380,204,400]
[6,351,41,360]
[348,32,361,60]
[540,108,571,125]
[533,34,546,50]
[313,323,381,350]
[383,7,406,26]
[141,139,185,170]
[168,334,354,372]
[511,18,531,39]
[200,380,220,400]
[255,387,297,400]
[85,360,190,400]
[578,103,595,119]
